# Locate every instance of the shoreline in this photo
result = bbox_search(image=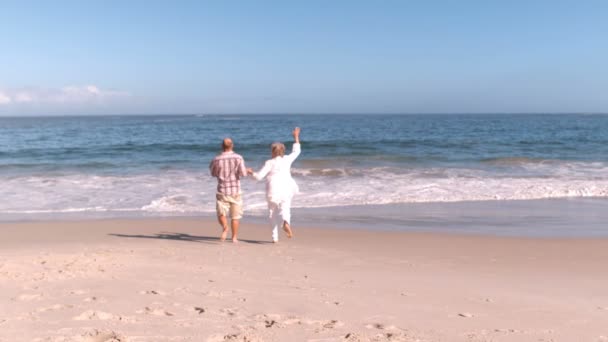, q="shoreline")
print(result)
[2,196,608,238]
